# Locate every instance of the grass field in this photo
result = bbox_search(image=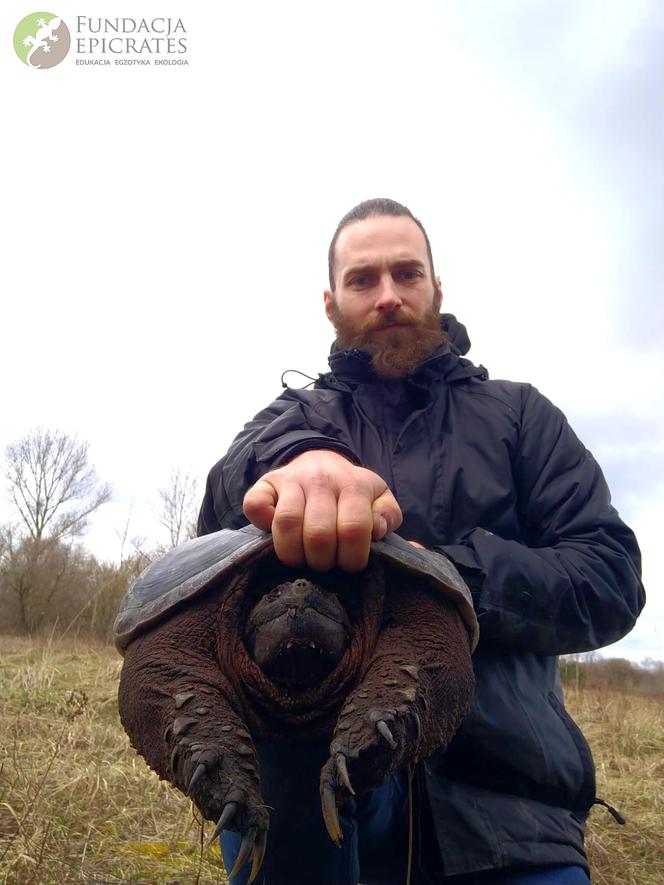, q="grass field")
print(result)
[0,636,662,884]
